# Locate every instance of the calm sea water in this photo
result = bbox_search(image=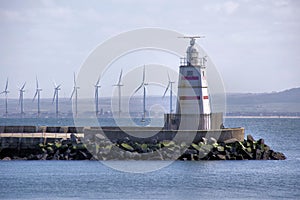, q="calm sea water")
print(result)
[0,118,300,199]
